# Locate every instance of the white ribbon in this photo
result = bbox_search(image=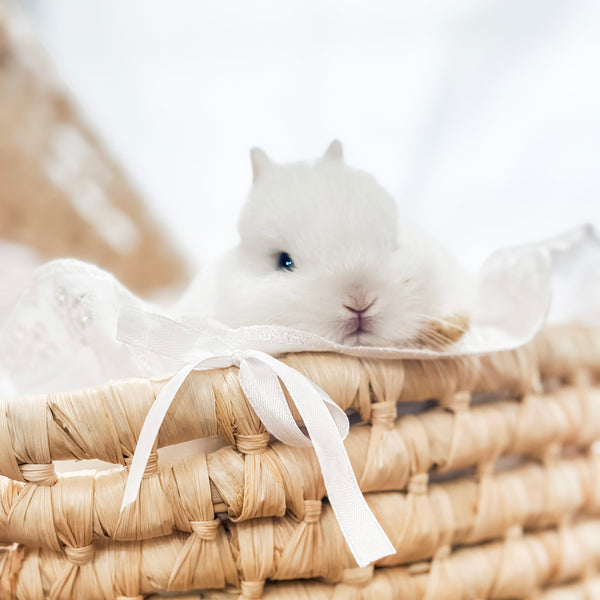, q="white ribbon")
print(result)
[117,307,395,567]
